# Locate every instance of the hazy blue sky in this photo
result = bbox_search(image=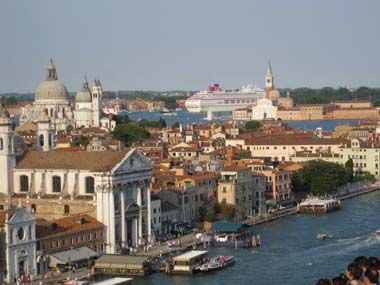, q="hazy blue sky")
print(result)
[0,0,379,92]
